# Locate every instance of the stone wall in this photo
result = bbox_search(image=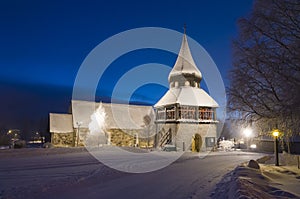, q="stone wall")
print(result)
[109,129,137,147]
[51,128,88,147]
[138,136,155,148]
[51,132,74,147]
[51,127,170,149]
[52,128,144,148]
